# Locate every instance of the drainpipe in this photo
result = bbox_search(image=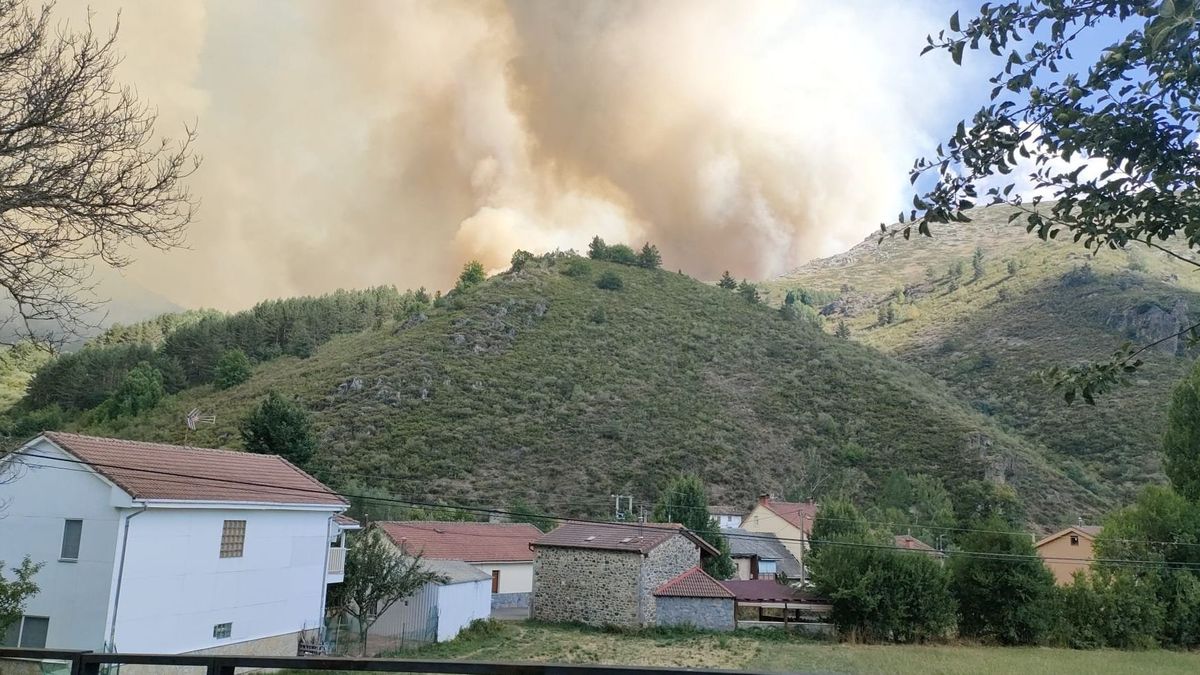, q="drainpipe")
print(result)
[107,504,148,649]
[318,514,334,639]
